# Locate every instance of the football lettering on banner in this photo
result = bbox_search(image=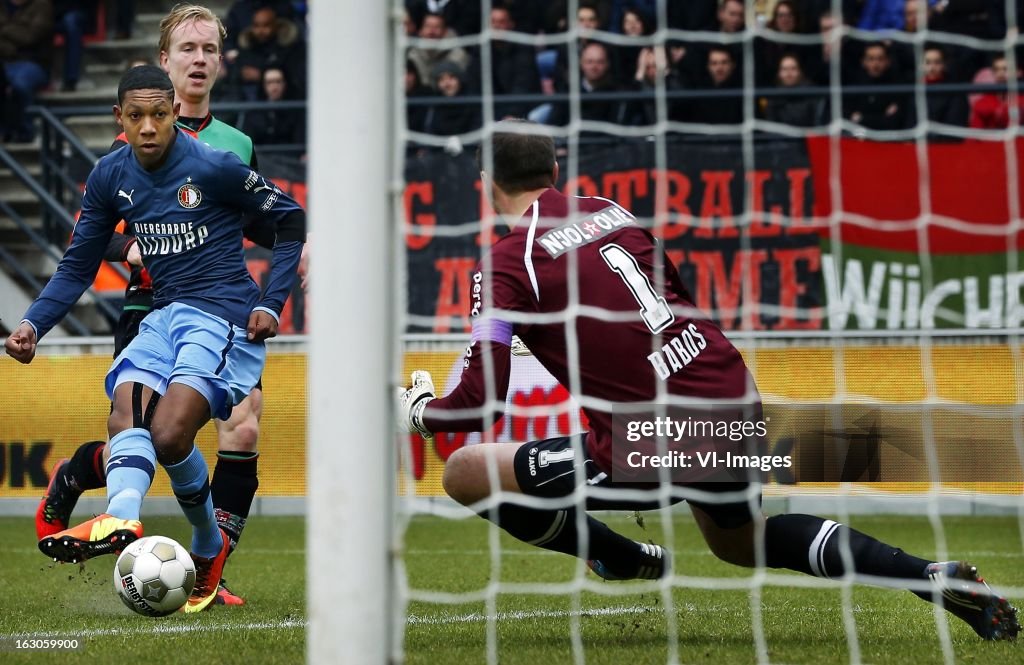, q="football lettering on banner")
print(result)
[404,139,823,334]
[403,137,1024,334]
